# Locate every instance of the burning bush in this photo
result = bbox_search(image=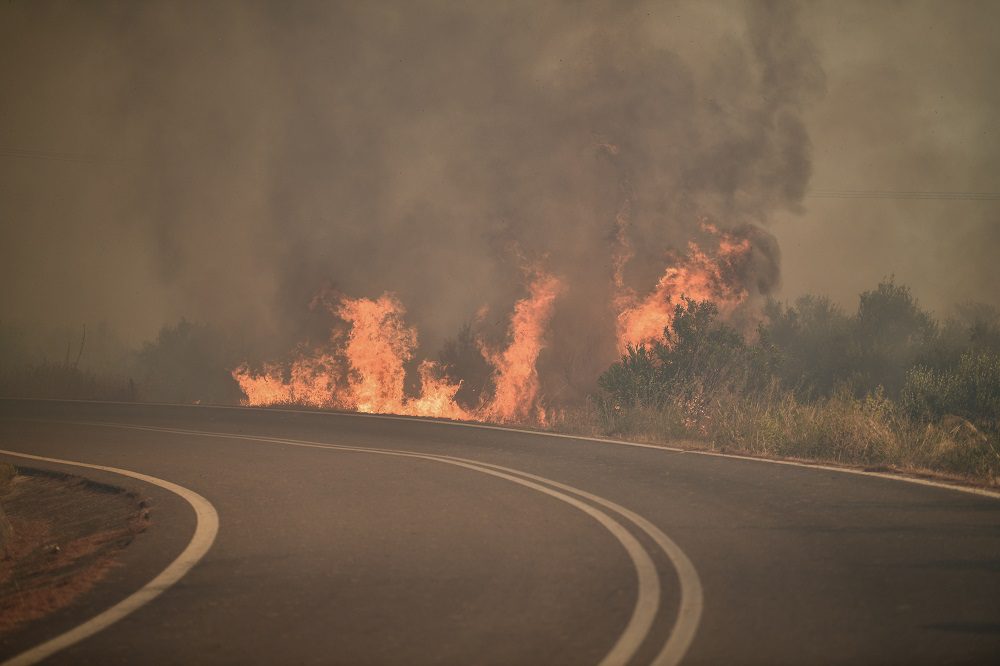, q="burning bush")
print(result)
[598,298,774,413]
